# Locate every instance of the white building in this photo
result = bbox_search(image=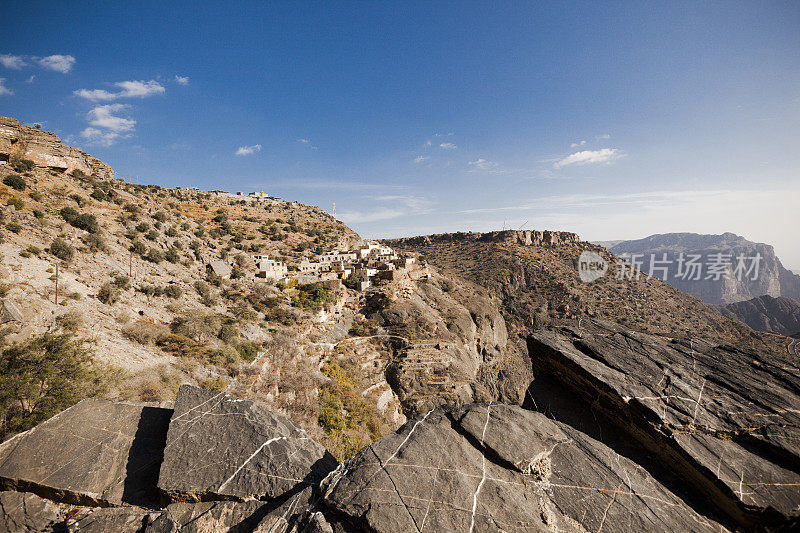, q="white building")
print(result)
[319,251,358,263]
[254,255,288,280]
